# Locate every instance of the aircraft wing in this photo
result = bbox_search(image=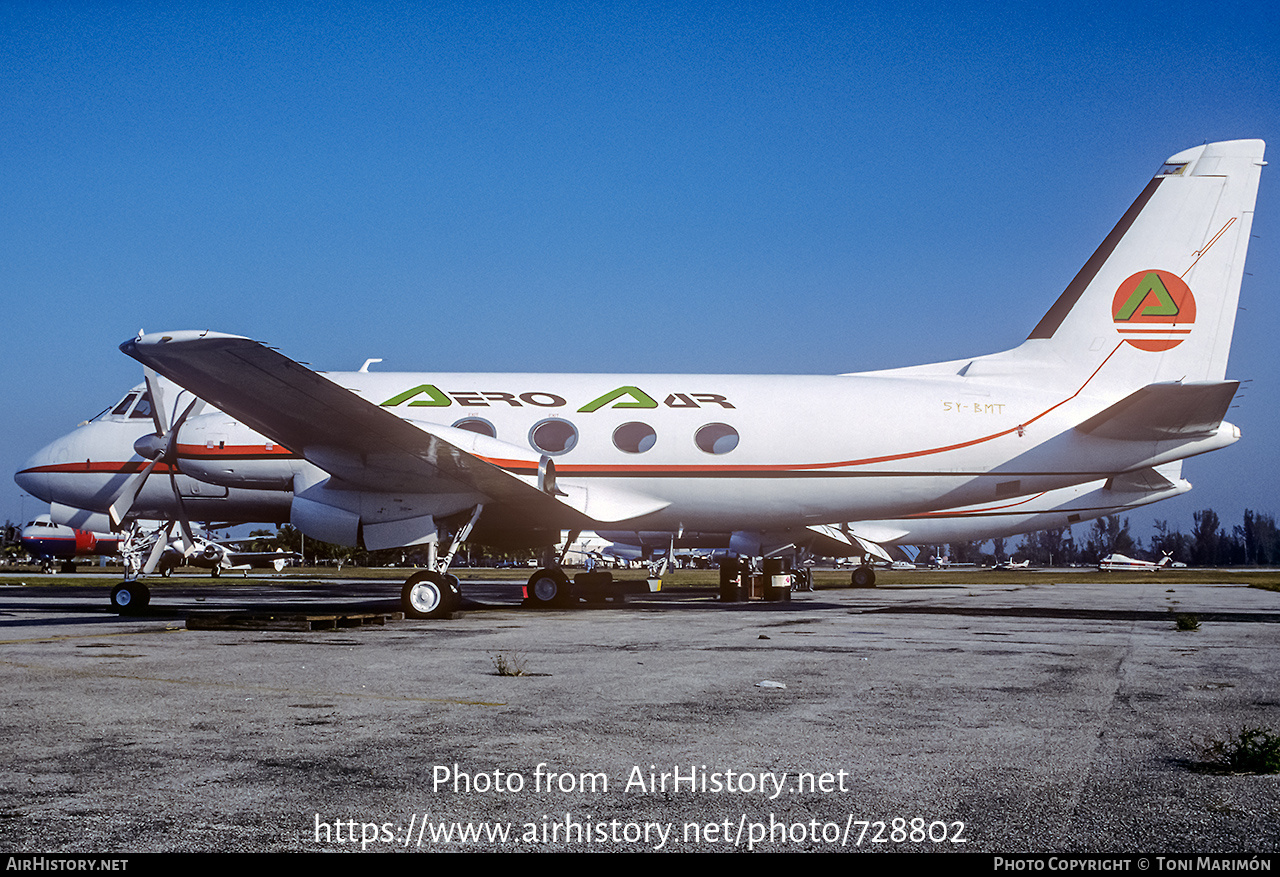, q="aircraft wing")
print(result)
[119,331,614,530]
